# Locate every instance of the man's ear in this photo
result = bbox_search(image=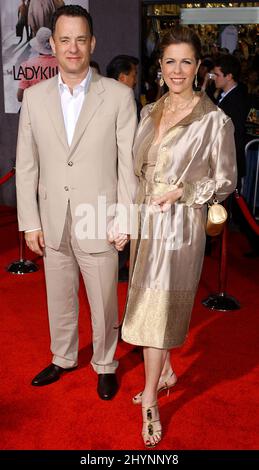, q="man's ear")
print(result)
[50,35,56,55]
[118,72,127,85]
[90,35,96,54]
